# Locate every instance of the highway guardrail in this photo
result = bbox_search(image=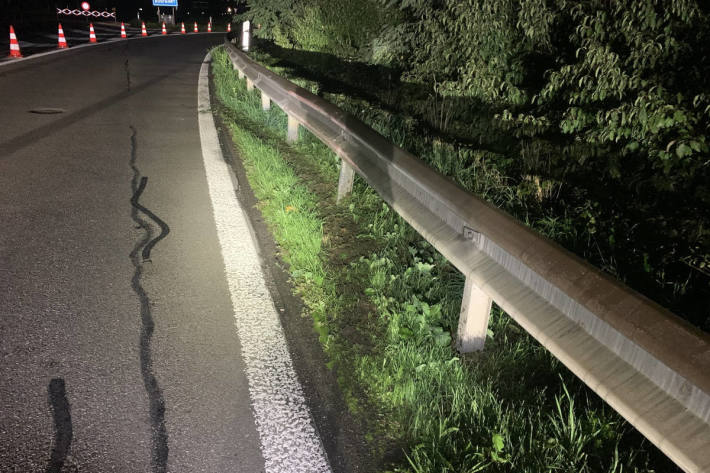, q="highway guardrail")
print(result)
[223,37,710,472]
